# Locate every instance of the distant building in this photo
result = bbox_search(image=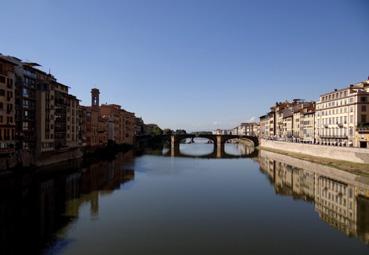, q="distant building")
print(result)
[80,88,138,147]
[83,89,105,147]
[213,129,231,135]
[259,115,268,138]
[134,117,145,136]
[301,110,315,143]
[267,108,276,137]
[100,104,125,144]
[231,127,238,135]
[122,110,136,144]
[237,122,259,136]
[144,123,162,136]
[264,100,315,140]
